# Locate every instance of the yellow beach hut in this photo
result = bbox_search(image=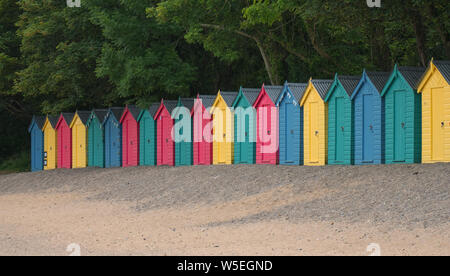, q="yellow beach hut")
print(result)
[70,111,91,168]
[417,60,450,163]
[300,78,333,166]
[42,115,59,170]
[211,90,238,165]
